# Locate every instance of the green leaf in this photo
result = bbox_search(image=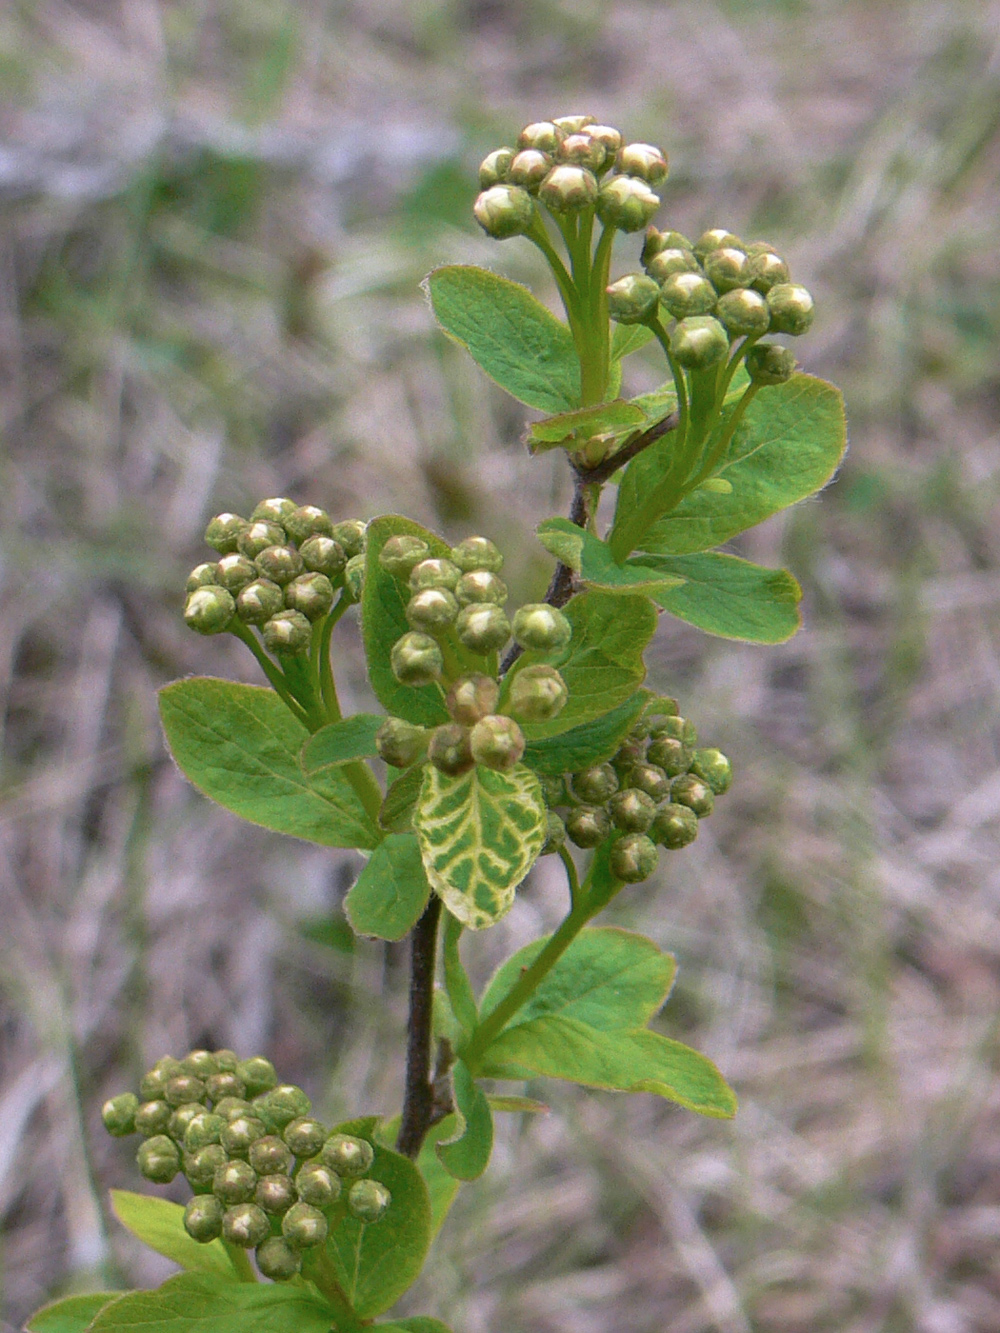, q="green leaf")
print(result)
[158,680,379,850]
[611,322,655,360]
[379,764,424,833]
[524,400,645,455]
[425,265,580,413]
[324,1138,432,1319]
[632,552,802,643]
[86,1272,333,1333]
[414,763,547,930]
[522,691,647,776]
[300,713,384,774]
[480,927,676,1034]
[378,1320,454,1332]
[501,590,656,741]
[26,1293,122,1332]
[345,833,431,941]
[536,518,684,594]
[486,1094,549,1114]
[480,1016,737,1118]
[109,1191,241,1282]
[379,1115,462,1240]
[436,1061,493,1181]
[633,374,847,555]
